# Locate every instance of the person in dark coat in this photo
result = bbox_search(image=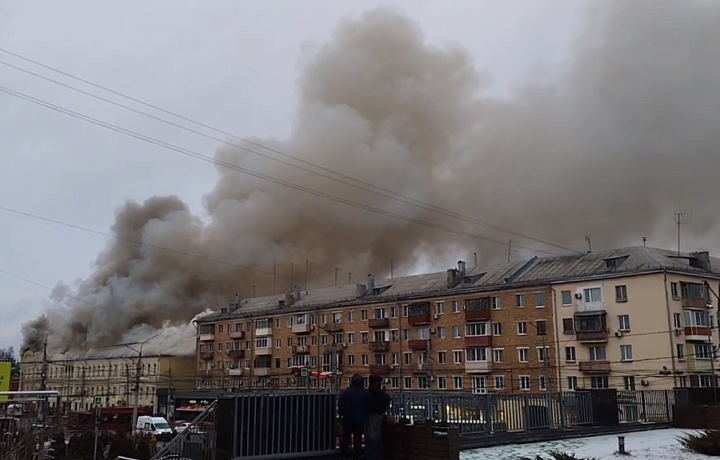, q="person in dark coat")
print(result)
[338,374,371,459]
[365,374,390,460]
